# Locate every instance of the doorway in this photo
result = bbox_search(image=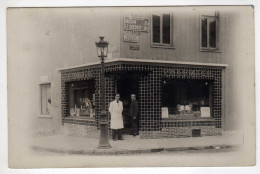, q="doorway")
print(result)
[116,73,139,134]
